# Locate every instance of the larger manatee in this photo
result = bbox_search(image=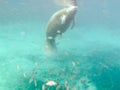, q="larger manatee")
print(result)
[44,6,77,55]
